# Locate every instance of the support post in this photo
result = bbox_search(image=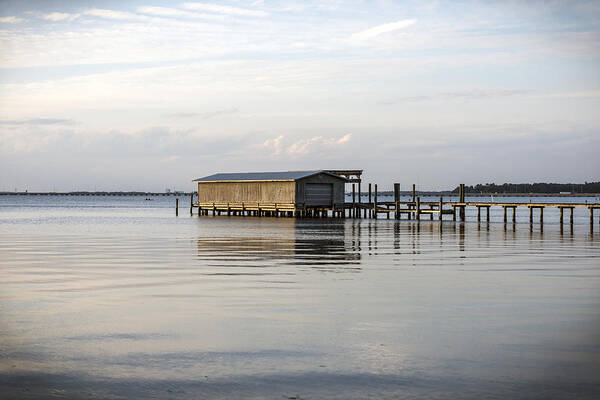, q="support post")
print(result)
[190,193,193,215]
[429,205,434,220]
[477,206,481,222]
[175,198,179,216]
[529,207,533,224]
[591,208,594,228]
[459,183,465,221]
[368,183,372,218]
[570,207,574,227]
[503,206,507,223]
[486,206,490,222]
[374,184,378,219]
[394,183,400,220]
[416,196,421,220]
[540,207,544,225]
[438,196,443,221]
[358,182,362,219]
[512,207,516,224]
[560,207,564,225]
[352,184,356,218]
